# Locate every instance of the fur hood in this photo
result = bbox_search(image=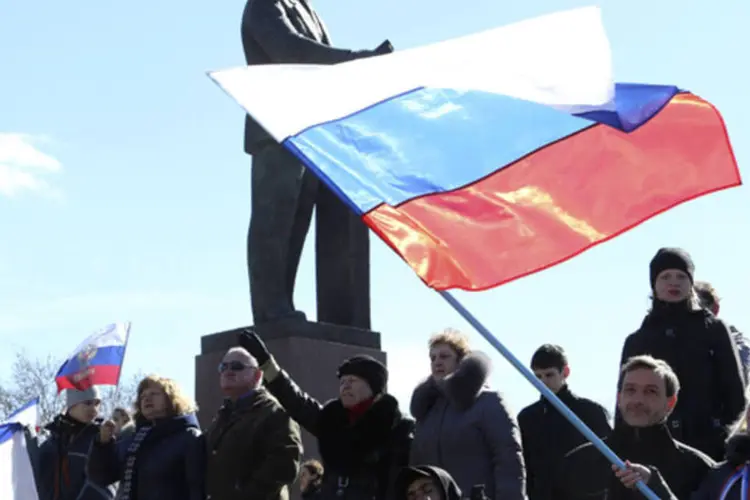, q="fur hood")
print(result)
[410,351,491,419]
